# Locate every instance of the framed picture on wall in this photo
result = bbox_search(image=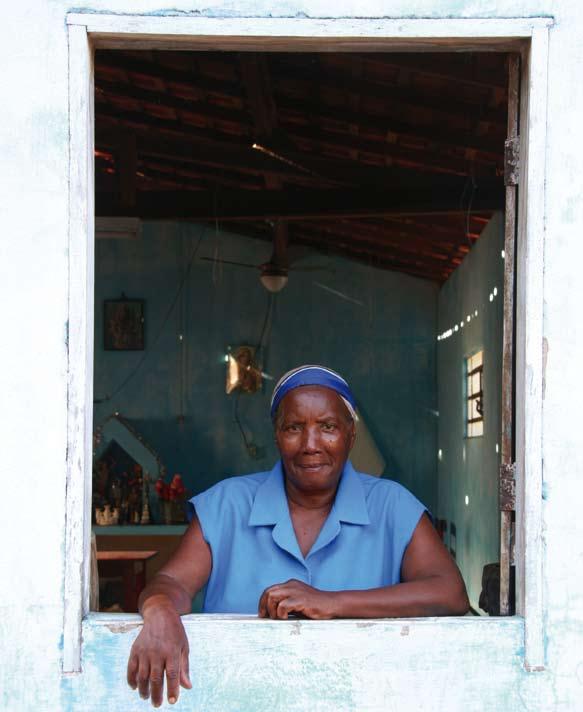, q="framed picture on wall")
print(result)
[103,296,145,351]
